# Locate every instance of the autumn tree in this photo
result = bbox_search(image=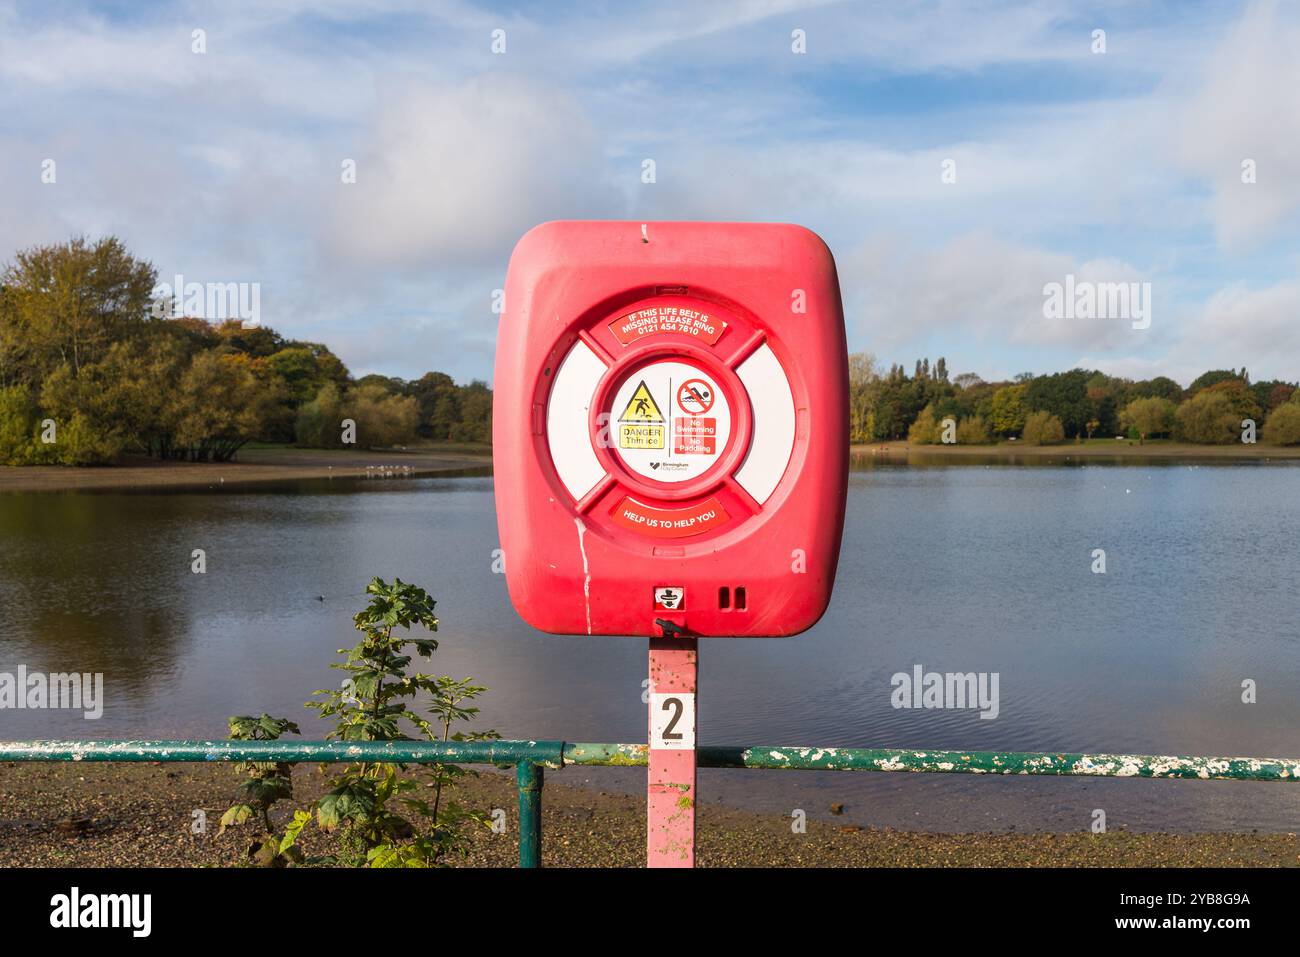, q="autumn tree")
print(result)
[1264,403,1300,445]
[989,384,1027,436]
[39,337,185,459]
[349,383,420,448]
[448,381,491,443]
[847,352,880,443]
[0,236,156,382]
[1119,397,1177,443]
[294,383,347,448]
[1174,390,1239,444]
[1201,379,1261,424]
[171,352,284,461]
[1024,369,1092,437]
[908,404,940,444]
[294,383,419,449]
[1021,410,1065,445]
[956,415,991,444]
